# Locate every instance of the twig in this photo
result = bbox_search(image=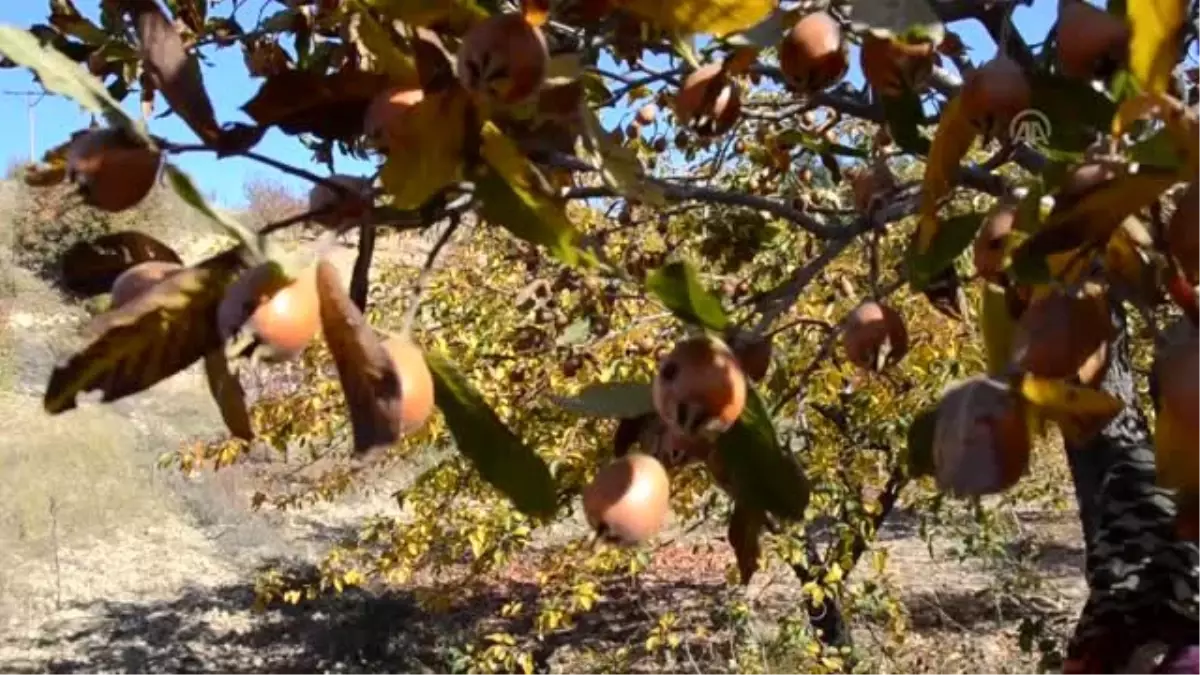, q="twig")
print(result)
[401,216,461,335]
